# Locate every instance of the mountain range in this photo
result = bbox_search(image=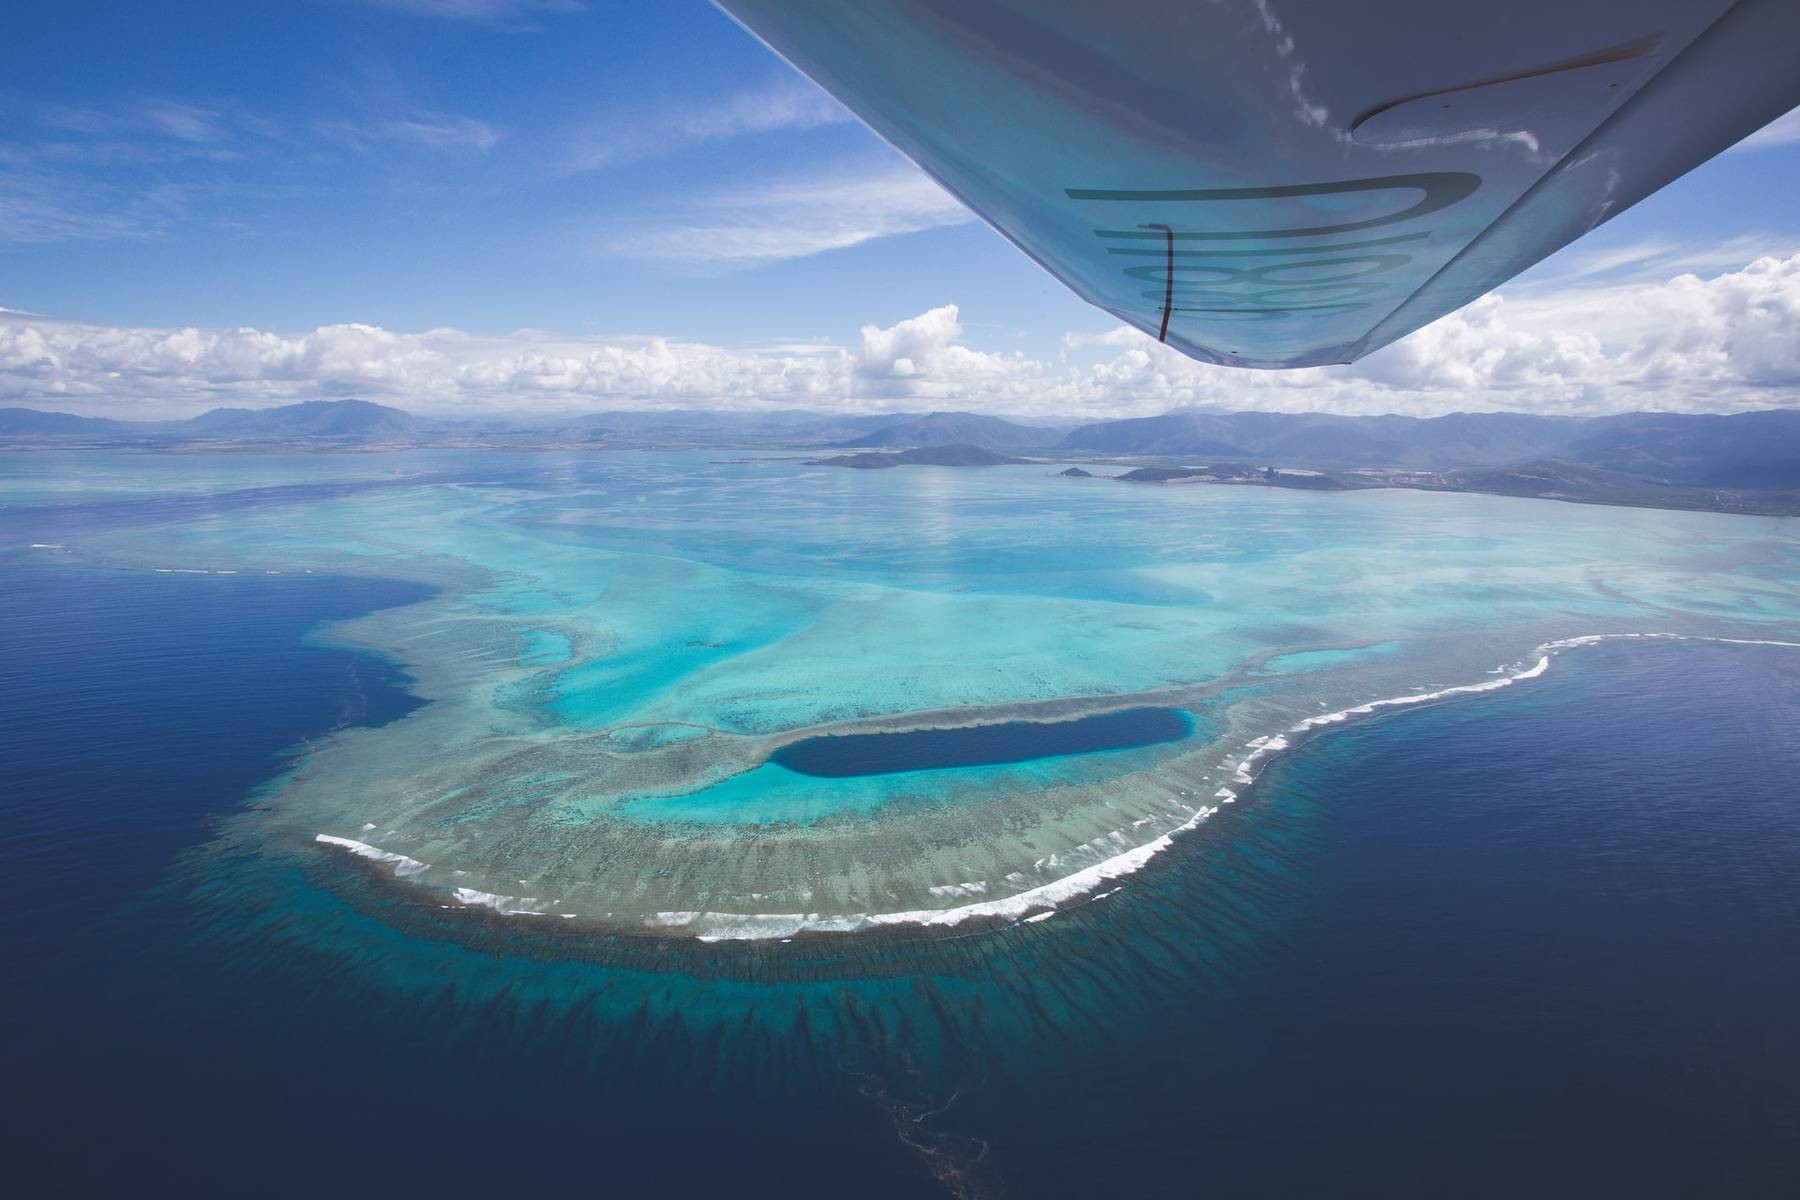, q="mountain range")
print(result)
[833,411,1064,451]
[3,399,1796,493]
[1053,407,1800,487]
